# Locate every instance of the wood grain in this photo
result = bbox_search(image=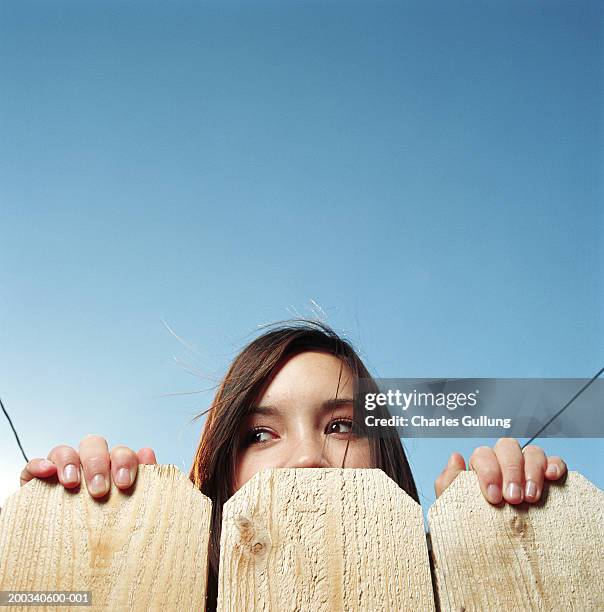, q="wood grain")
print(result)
[428,470,604,611]
[0,464,211,611]
[217,467,434,612]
